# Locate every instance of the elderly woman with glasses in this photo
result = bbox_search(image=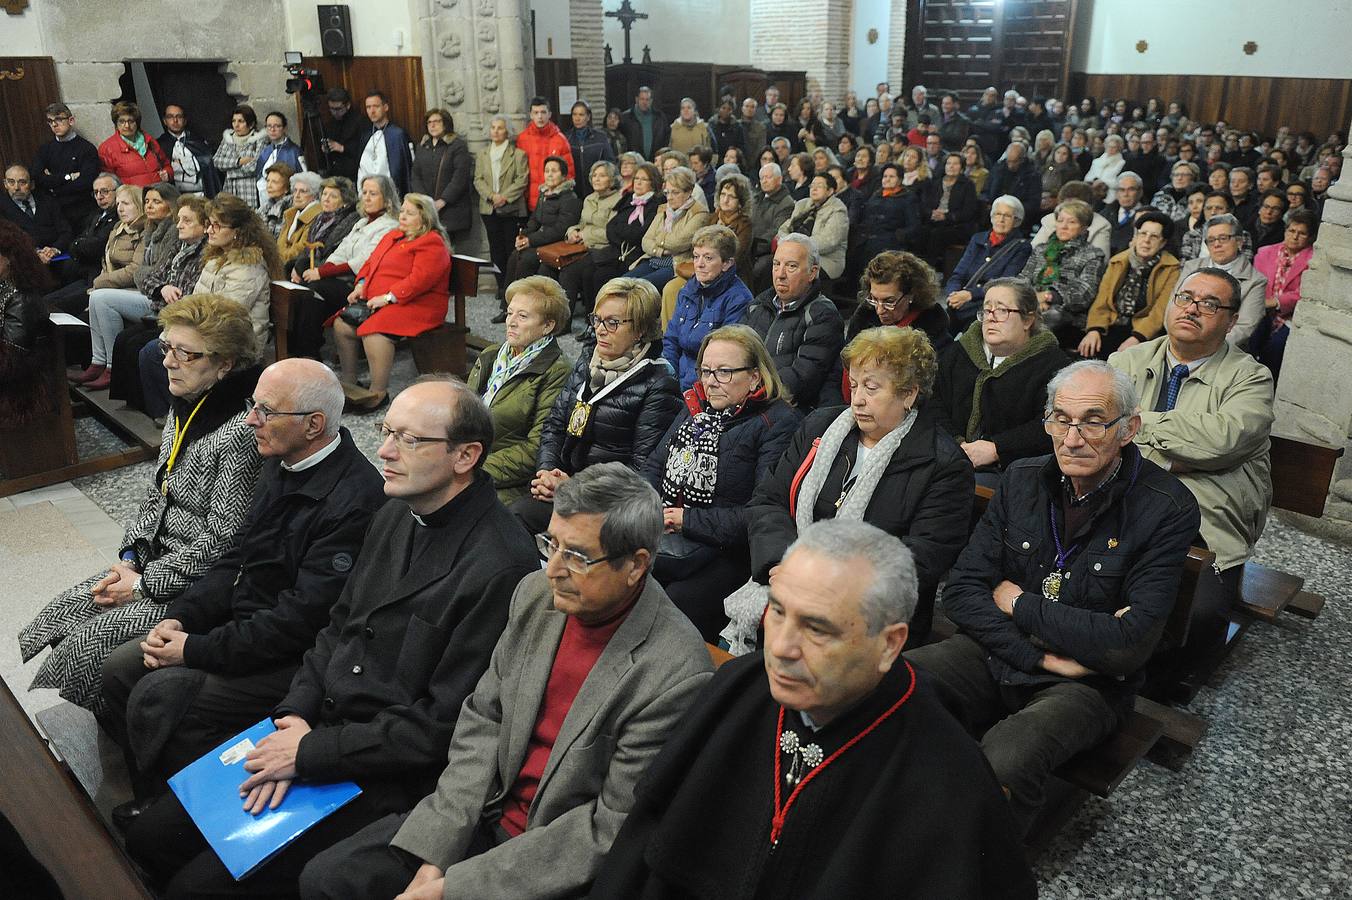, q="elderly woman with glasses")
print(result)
[628,166,712,293]
[334,192,453,410]
[97,101,173,188]
[1080,210,1180,359]
[411,107,475,244]
[512,277,680,535]
[944,194,1033,336]
[1018,198,1106,348]
[20,294,263,711]
[722,325,973,653]
[642,324,800,640]
[276,171,325,264]
[932,278,1070,484]
[466,276,574,505]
